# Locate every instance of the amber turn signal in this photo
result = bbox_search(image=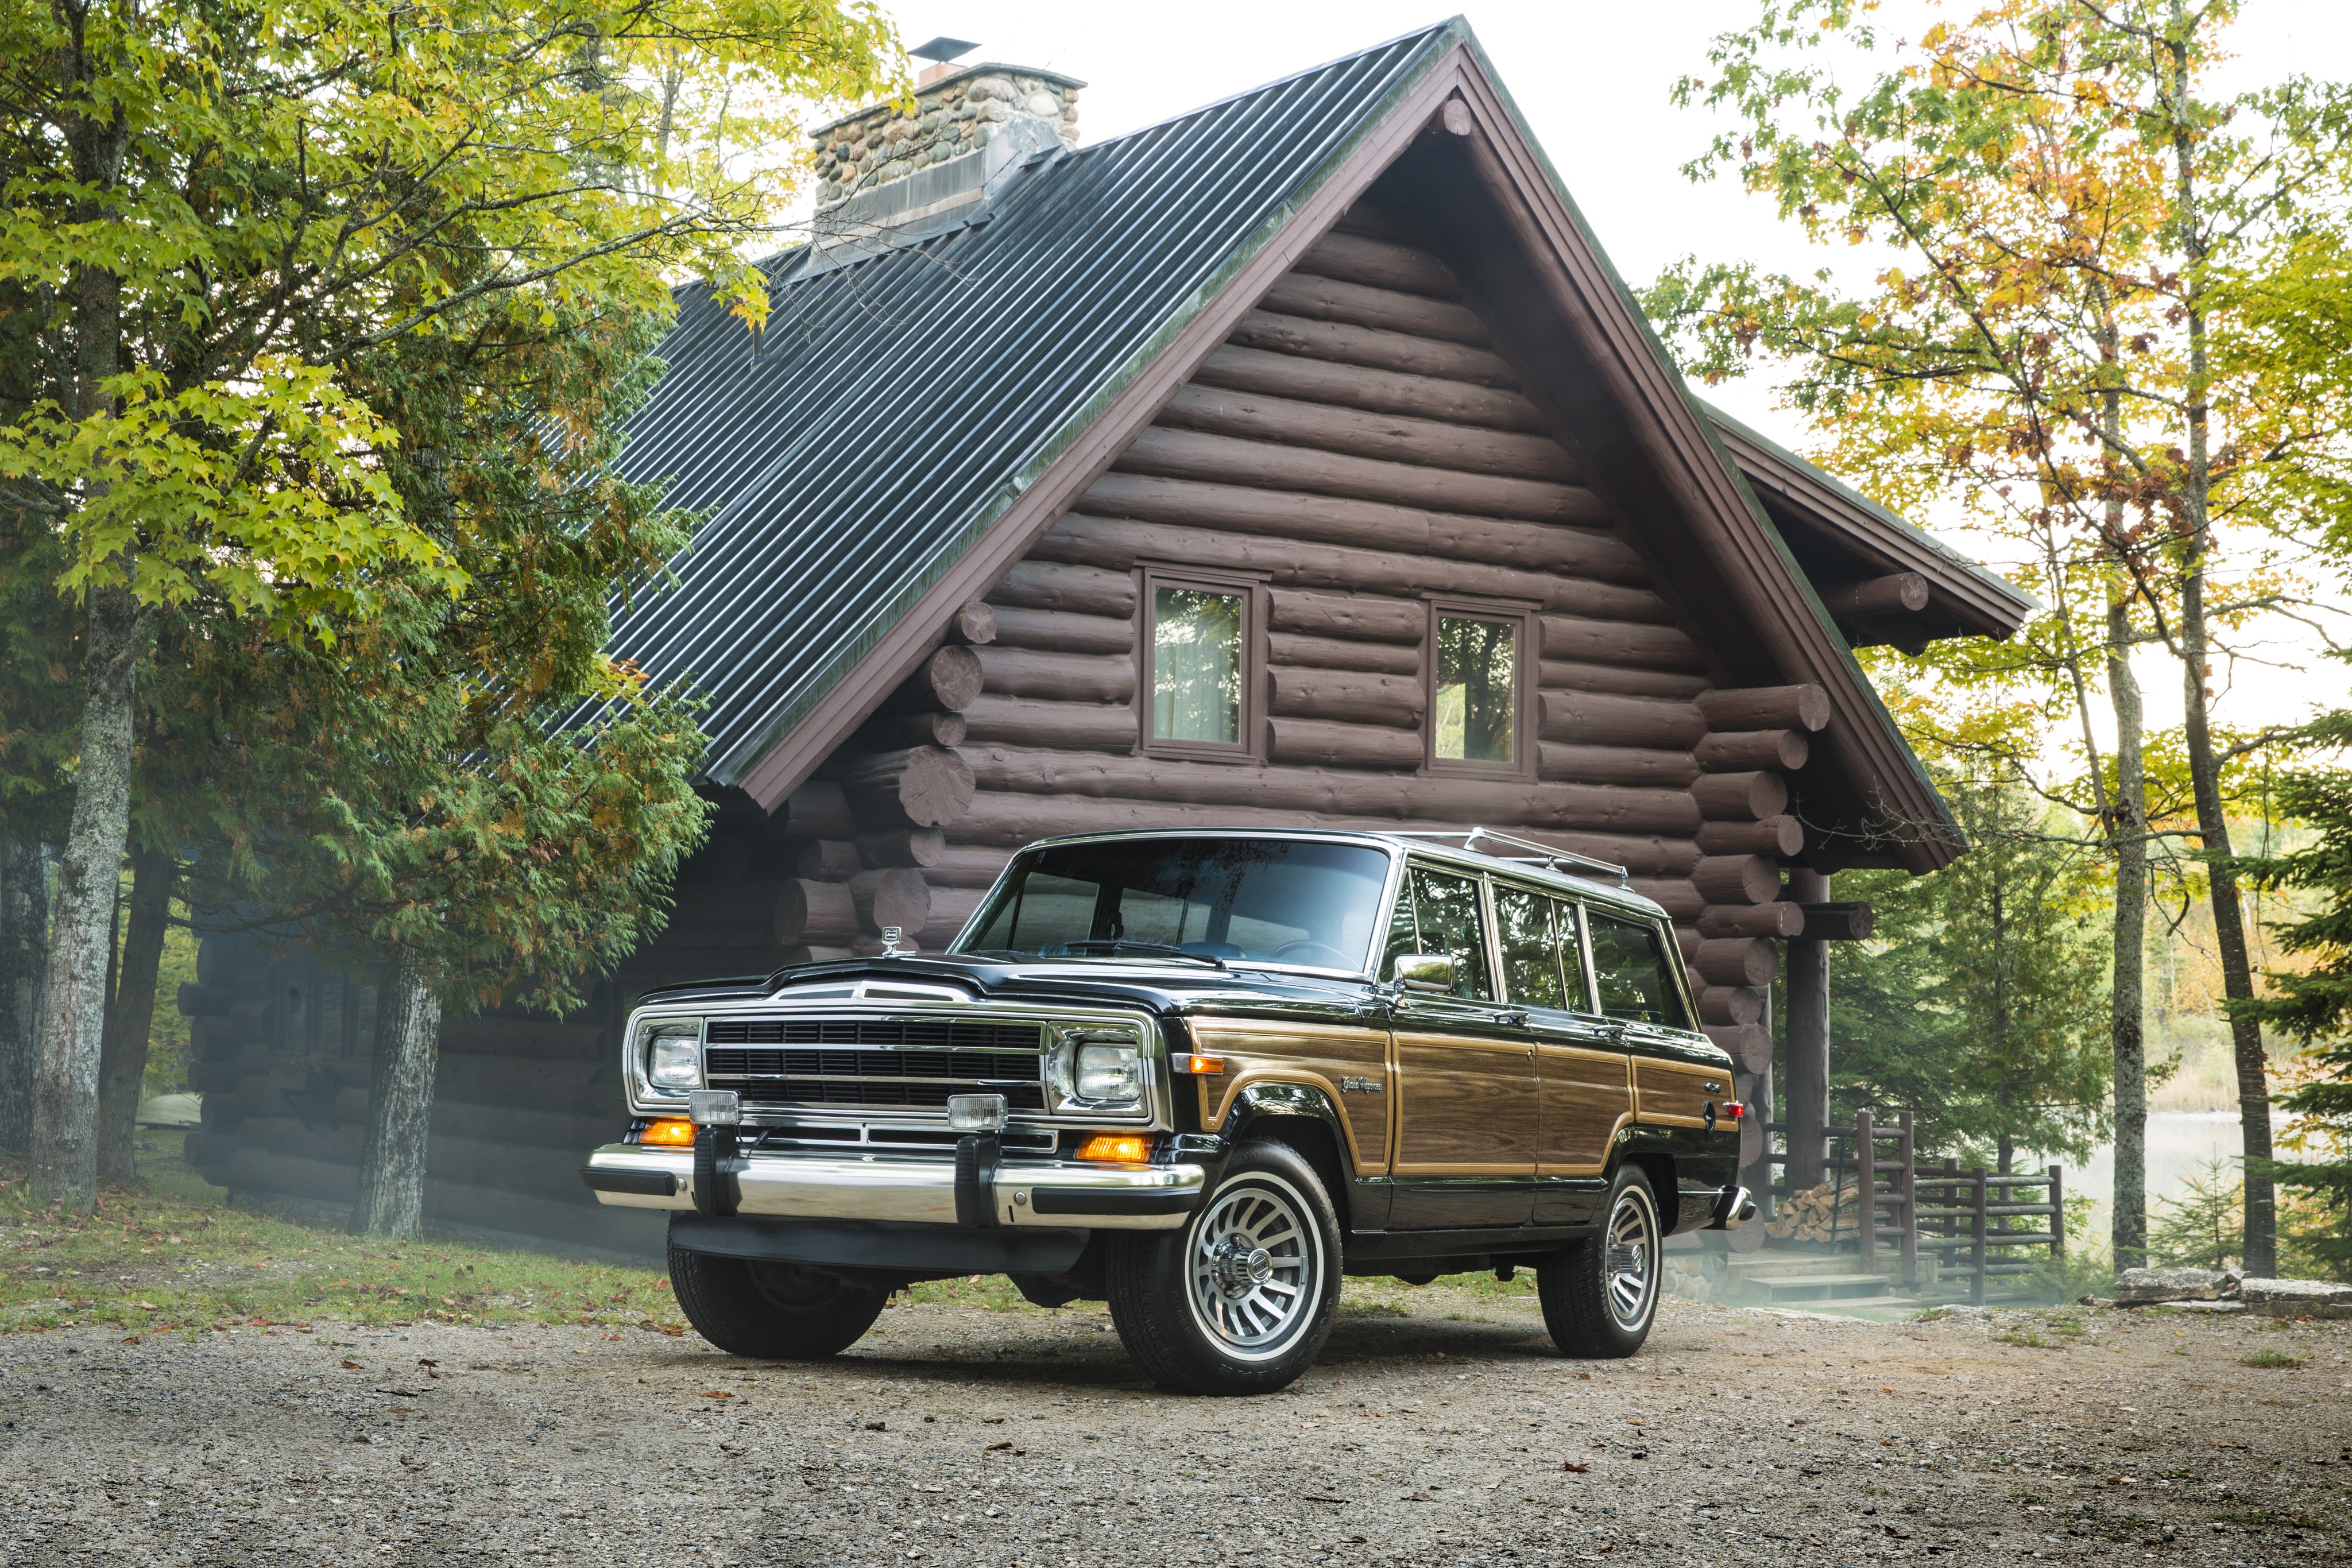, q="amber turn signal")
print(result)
[640,1118,697,1147]
[1074,1133,1153,1164]
[1172,1054,1224,1075]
